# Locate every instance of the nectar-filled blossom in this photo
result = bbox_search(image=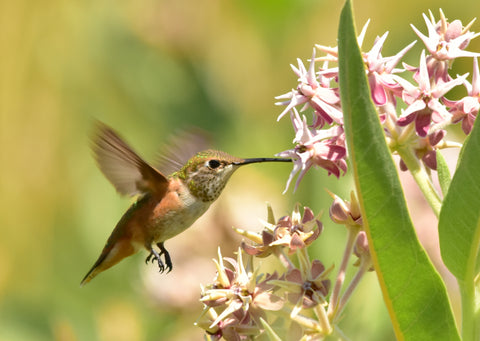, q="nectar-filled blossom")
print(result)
[444,57,480,134]
[275,48,343,127]
[364,32,416,106]
[197,248,283,340]
[269,260,332,317]
[411,10,480,61]
[235,204,322,257]
[394,50,466,137]
[399,129,446,171]
[276,109,347,192]
[316,21,416,107]
[410,10,480,82]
